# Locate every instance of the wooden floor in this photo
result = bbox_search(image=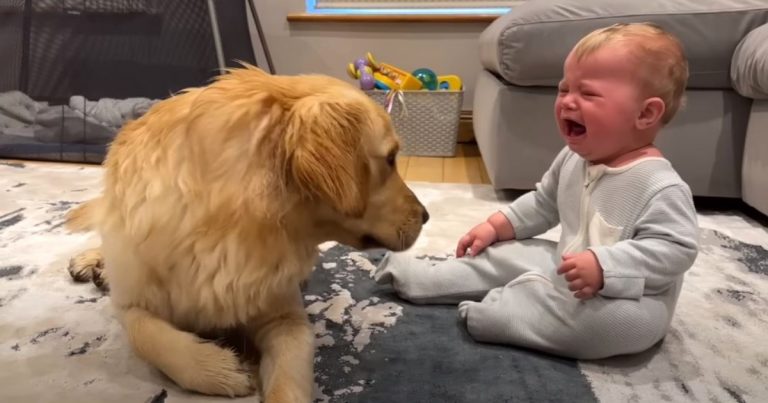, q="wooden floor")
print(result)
[398,142,491,184]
